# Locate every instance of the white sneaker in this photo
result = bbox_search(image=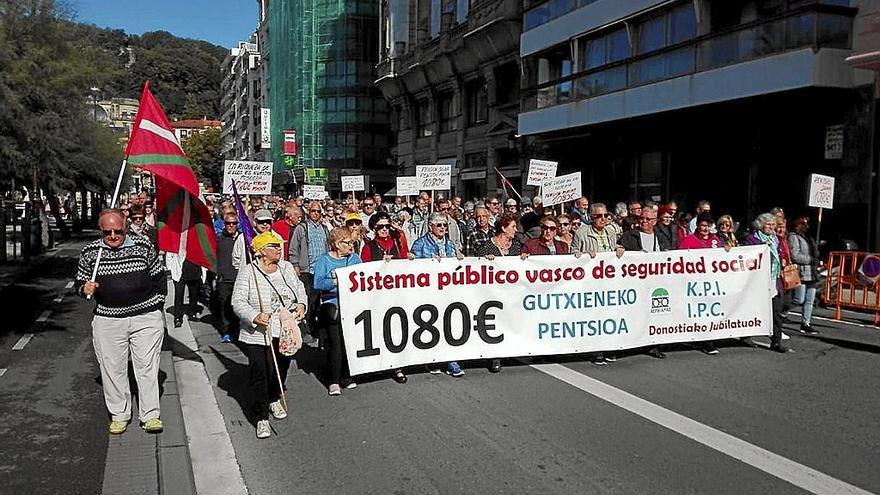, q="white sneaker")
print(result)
[328,384,341,396]
[269,401,287,419]
[256,420,271,439]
